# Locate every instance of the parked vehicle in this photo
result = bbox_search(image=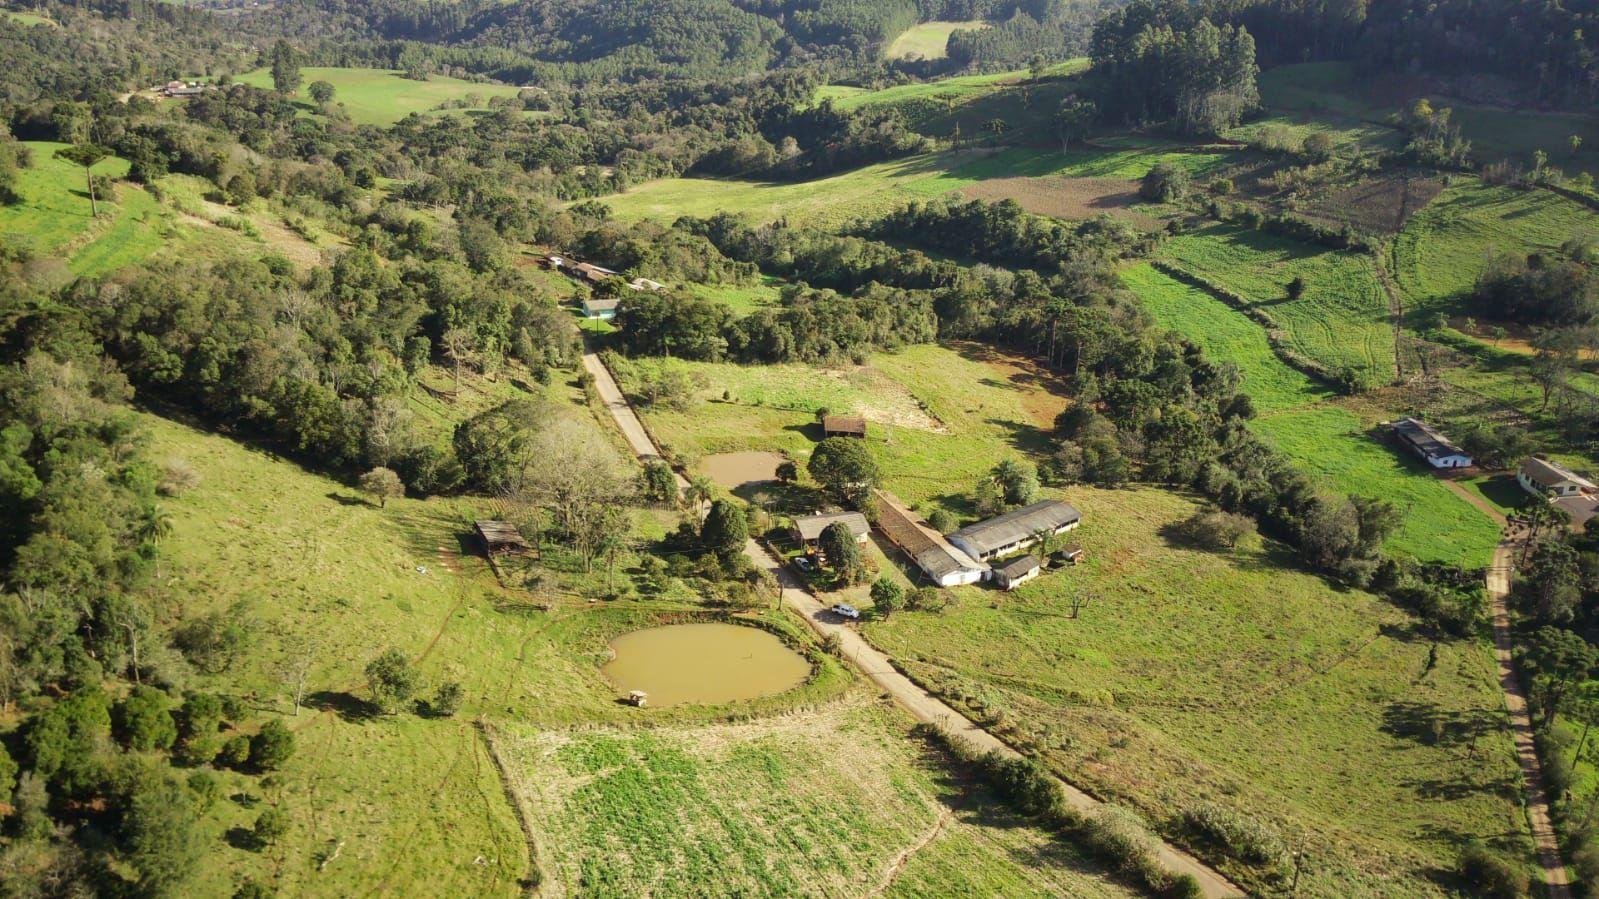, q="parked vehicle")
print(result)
[793,557,814,573]
[831,603,861,620]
